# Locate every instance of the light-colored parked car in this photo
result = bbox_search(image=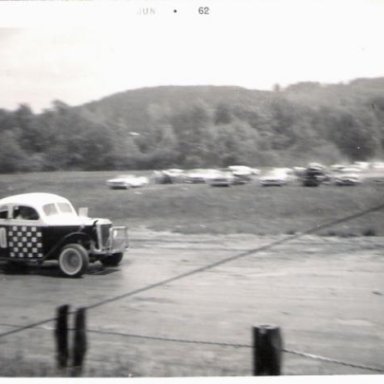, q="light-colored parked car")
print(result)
[334,173,361,186]
[106,175,149,189]
[338,167,362,174]
[259,170,288,186]
[331,164,363,174]
[160,169,186,183]
[227,165,257,184]
[259,168,297,186]
[207,171,235,187]
[227,165,260,176]
[371,161,384,170]
[353,161,370,170]
[184,169,219,184]
[0,193,128,277]
[330,164,347,173]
